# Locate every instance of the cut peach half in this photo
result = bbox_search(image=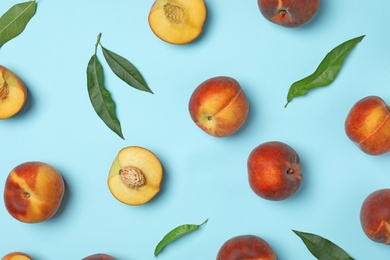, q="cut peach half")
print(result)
[2,252,32,260]
[0,65,27,119]
[148,0,207,44]
[108,146,163,206]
